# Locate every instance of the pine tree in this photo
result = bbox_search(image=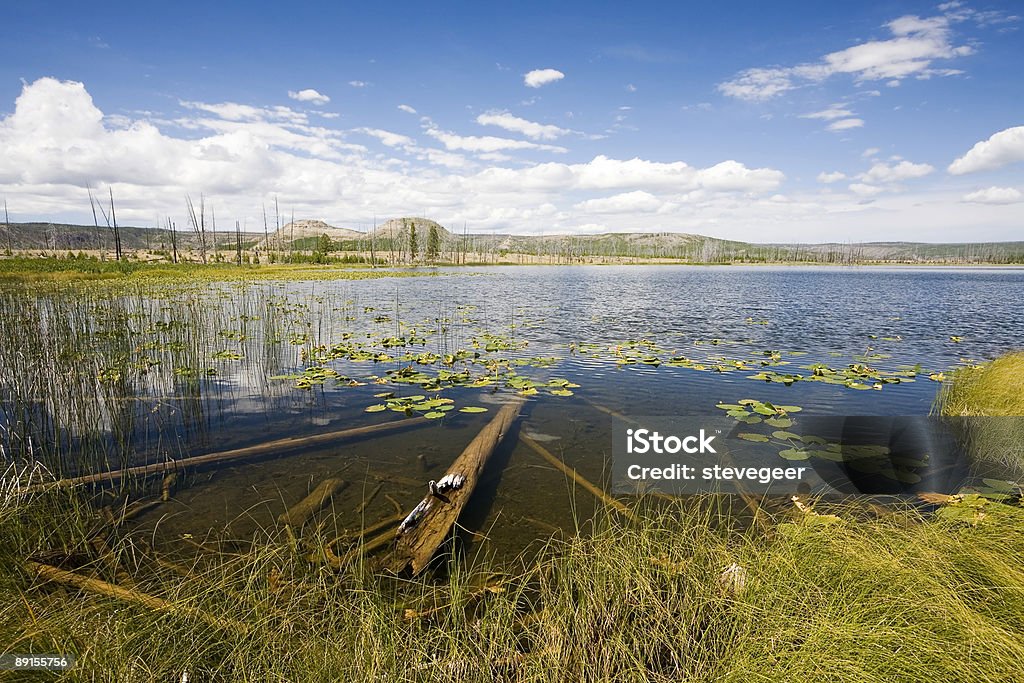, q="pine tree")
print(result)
[427,223,440,262]
[409,221,418,261]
